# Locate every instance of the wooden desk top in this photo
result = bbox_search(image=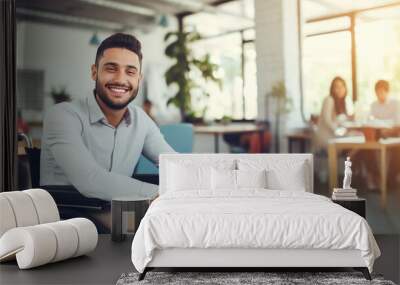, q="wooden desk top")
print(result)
[328,136,400,148]
[342,121,400,130]
[194,123,265,134]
